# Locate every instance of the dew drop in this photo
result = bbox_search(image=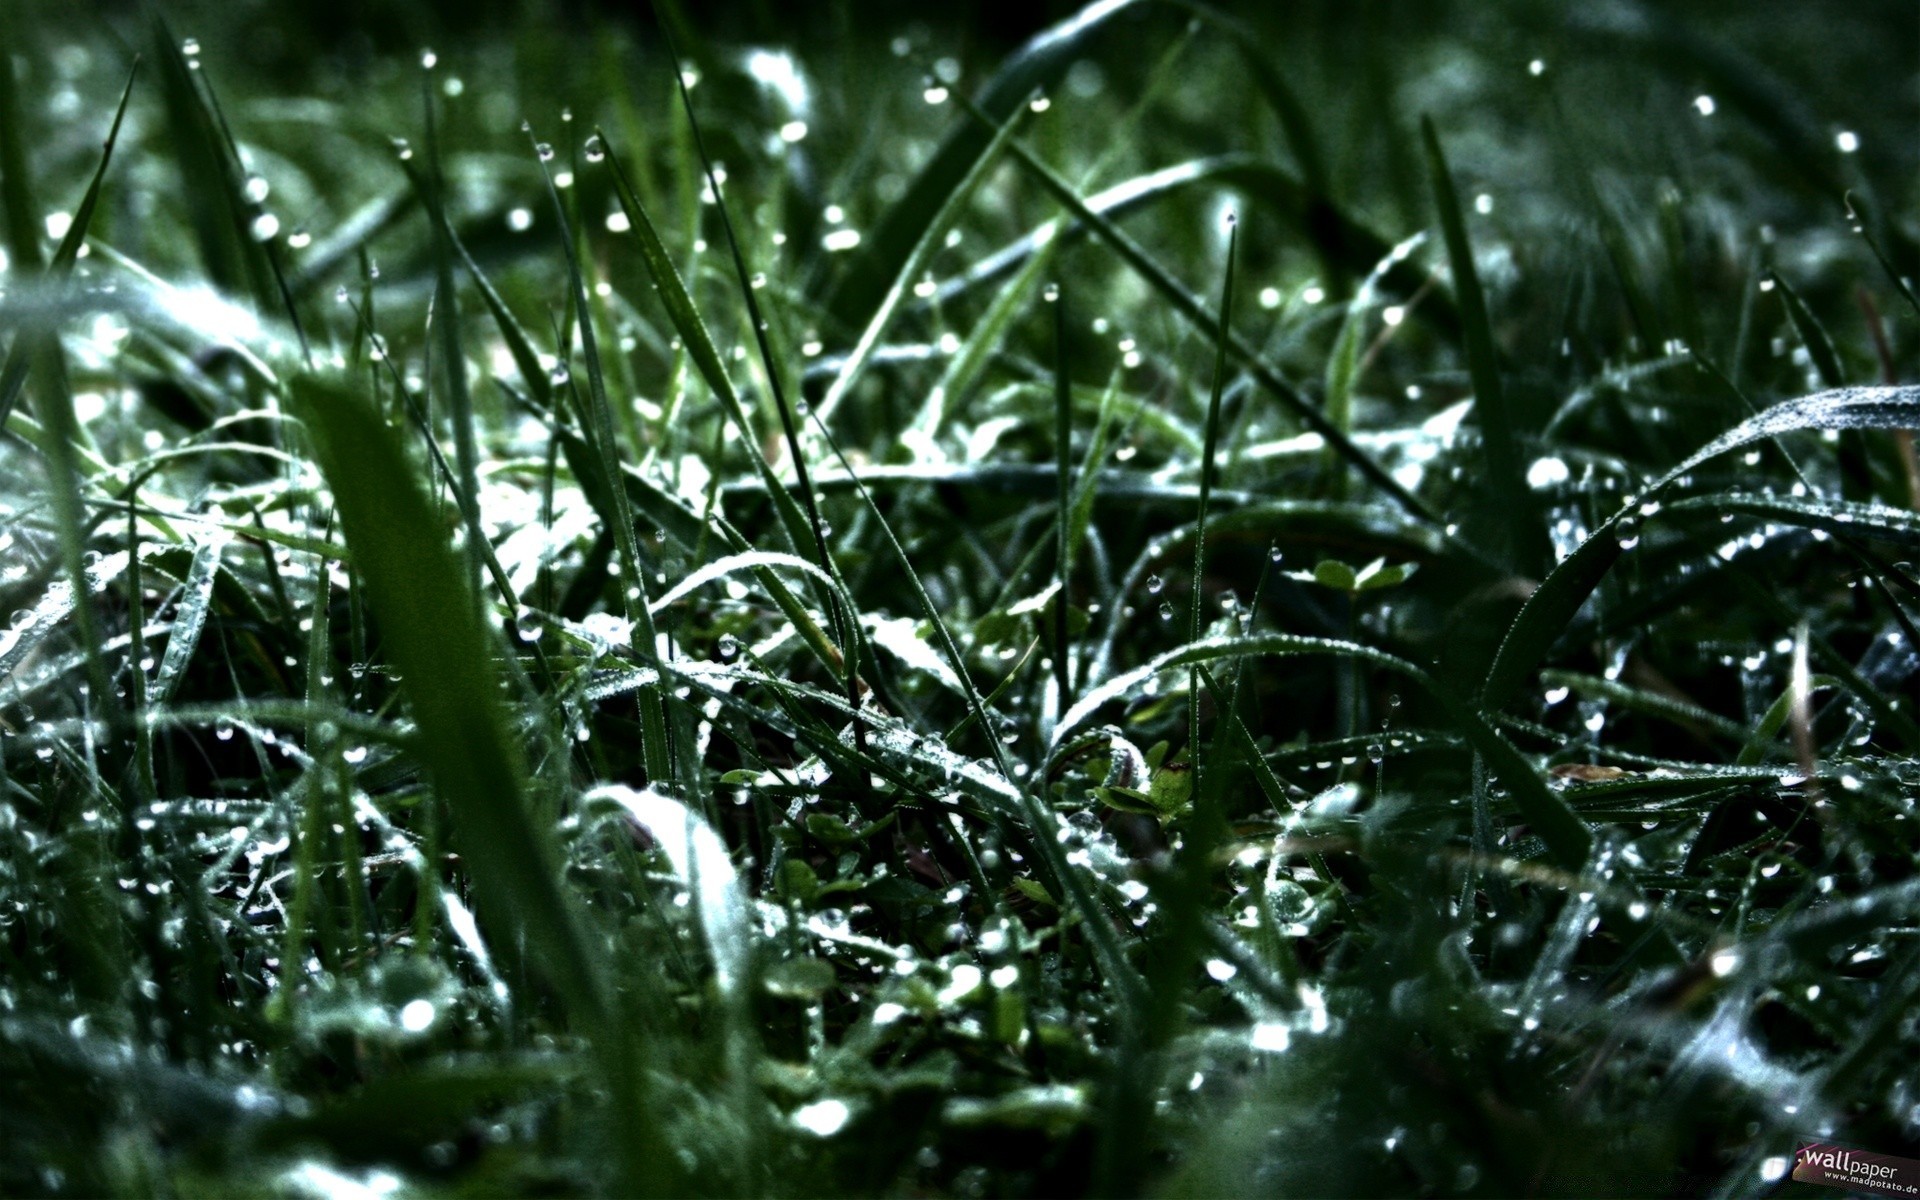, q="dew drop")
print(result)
[584,134,606,162]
